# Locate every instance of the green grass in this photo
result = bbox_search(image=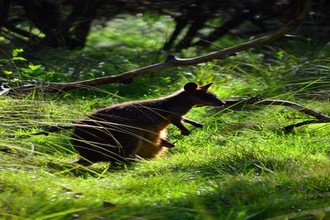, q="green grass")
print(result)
[1,14,330,220]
